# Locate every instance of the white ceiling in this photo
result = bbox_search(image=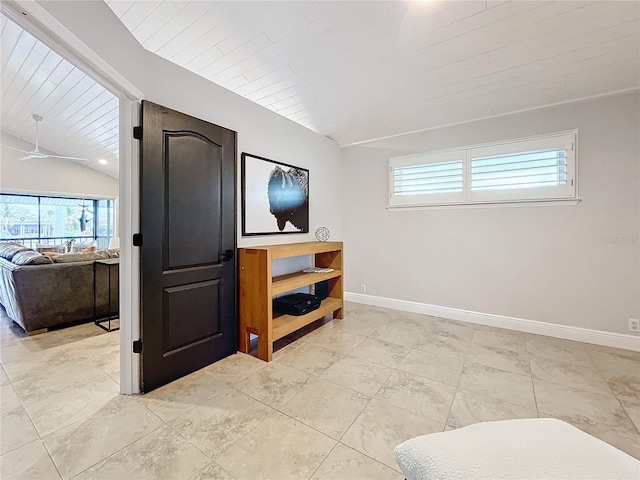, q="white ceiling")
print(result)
[1,1,638,181]
[0,13,119,178]
[106,0,640,146]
